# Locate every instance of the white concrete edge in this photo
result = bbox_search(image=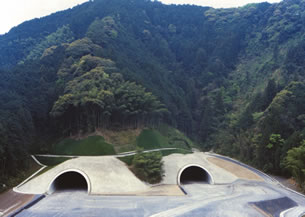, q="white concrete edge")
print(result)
[13,166,47,194]
[35,154,77,158]
[47,169,91,195]
[280,206,305,217]
[13,155,47,193]
[280,207,296,217]
[143,148,178,152]
[31,155,46,167]
[119,148,178,154]
[177,164,215,186]
[35,148,186,158]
